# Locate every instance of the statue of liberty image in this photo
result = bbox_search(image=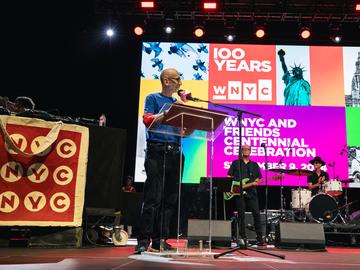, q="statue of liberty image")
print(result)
[278,49,311,106]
